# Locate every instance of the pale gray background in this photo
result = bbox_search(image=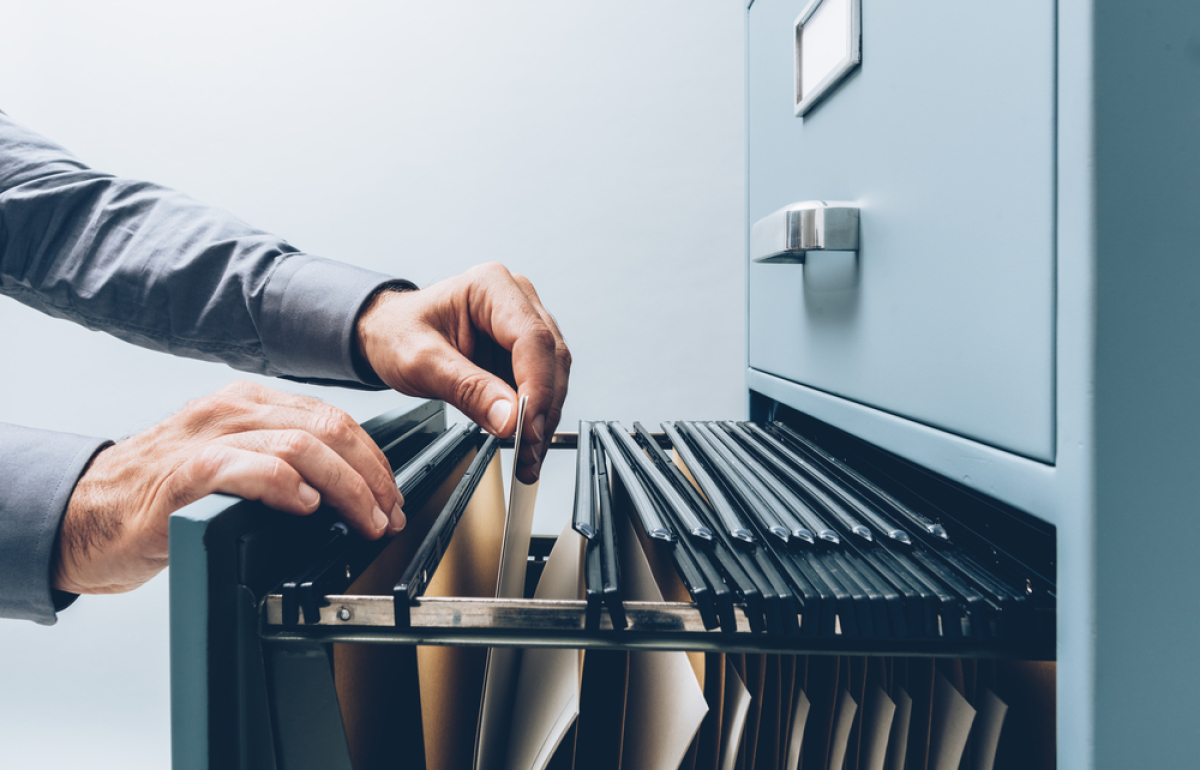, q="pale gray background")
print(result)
[0,1,746,767]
